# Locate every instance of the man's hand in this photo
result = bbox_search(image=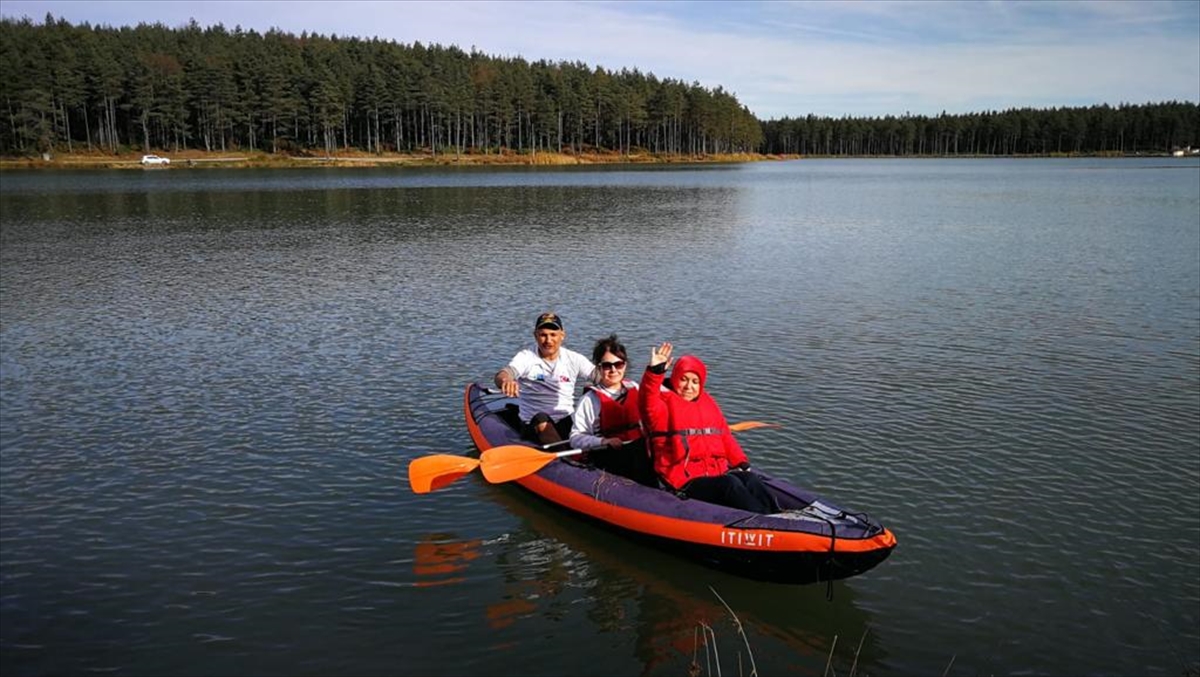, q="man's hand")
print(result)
[495,370,520,397]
